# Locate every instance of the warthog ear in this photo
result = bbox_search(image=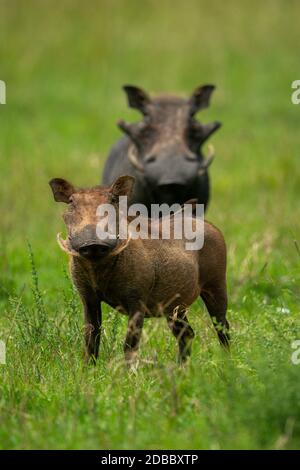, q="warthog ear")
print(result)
[201,121,222,142]
[110,175,135,199]
[49,178,75,203]
[123,85,151,115]
[189,84,216,115]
